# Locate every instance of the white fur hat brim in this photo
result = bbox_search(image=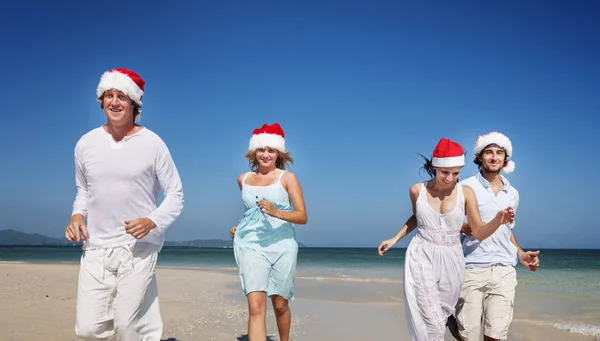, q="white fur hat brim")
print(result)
[96,70,144,122]
[96,71,144,106]
[432,155,465,168]
[249,133,286,152]
[474,132,512,158]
